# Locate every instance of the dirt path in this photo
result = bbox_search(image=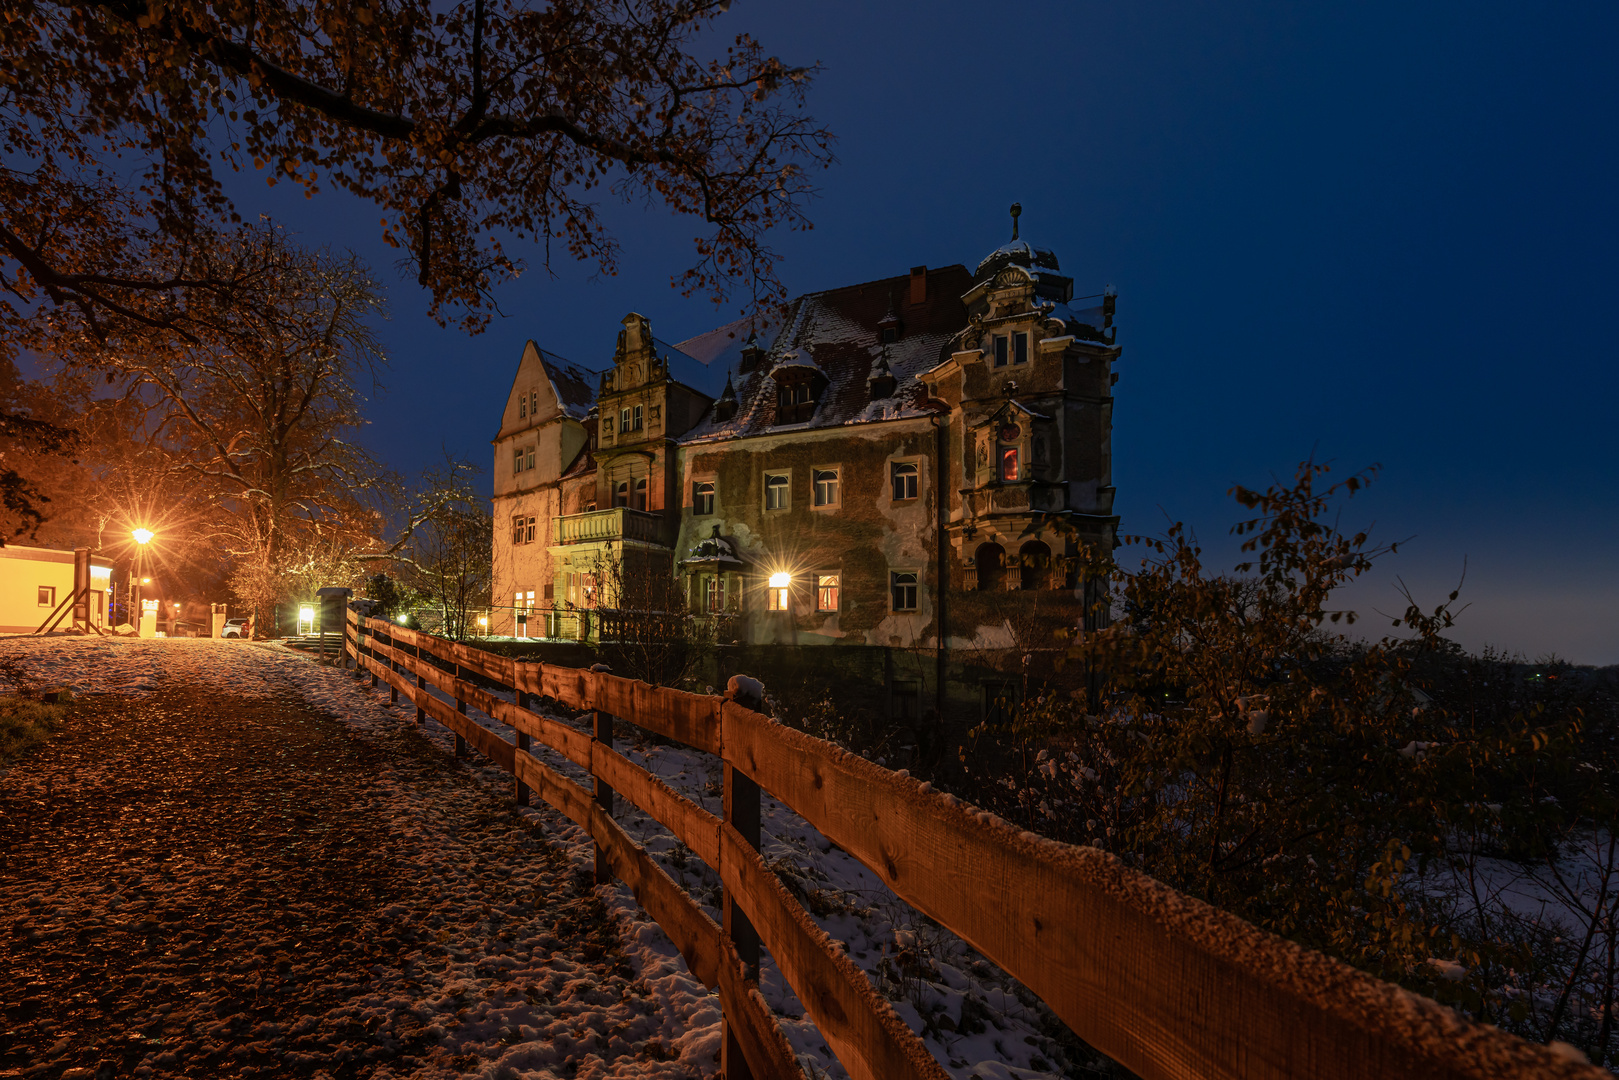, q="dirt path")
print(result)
[0,645,701,1080]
